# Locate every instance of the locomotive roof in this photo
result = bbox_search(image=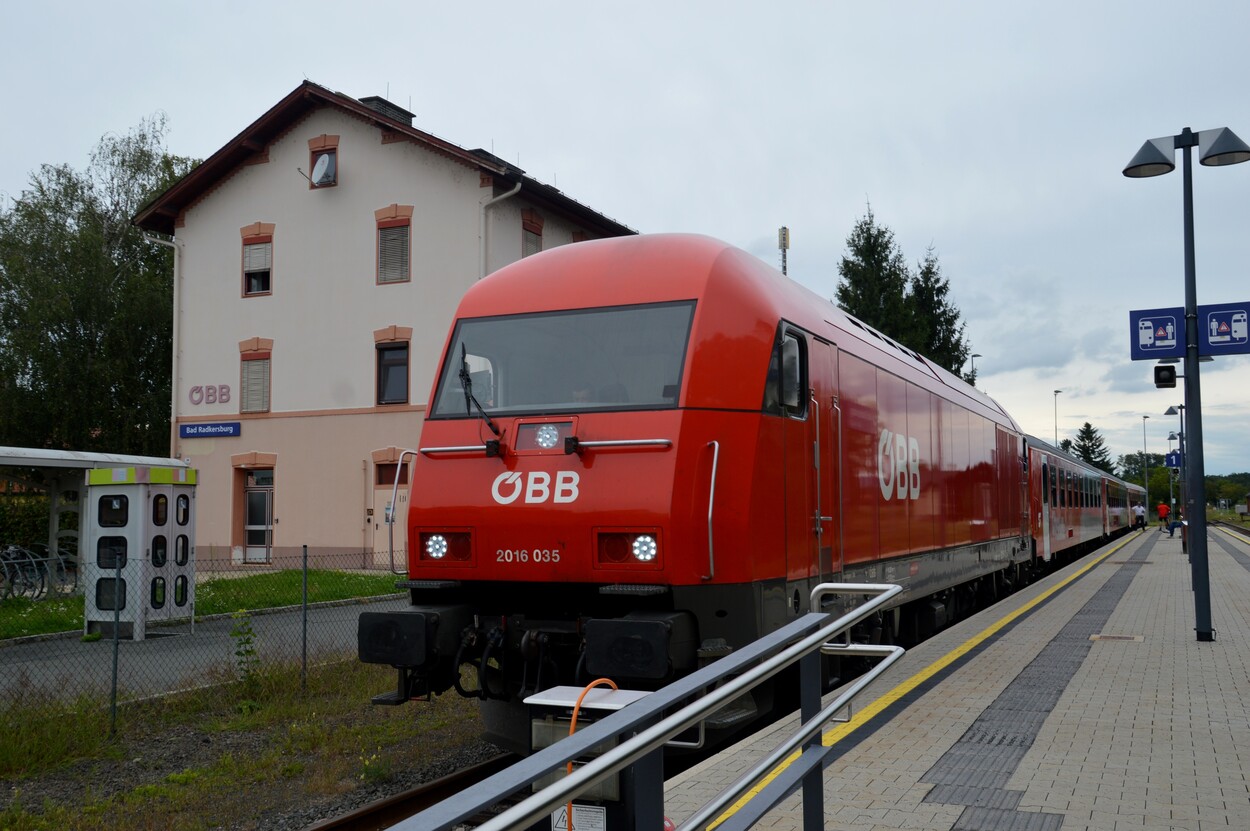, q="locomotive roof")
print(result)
[457,233,1020,429]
